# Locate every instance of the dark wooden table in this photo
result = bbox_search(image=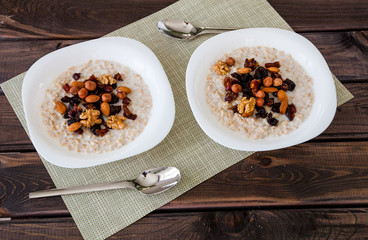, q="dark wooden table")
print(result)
[1,0,368,239]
